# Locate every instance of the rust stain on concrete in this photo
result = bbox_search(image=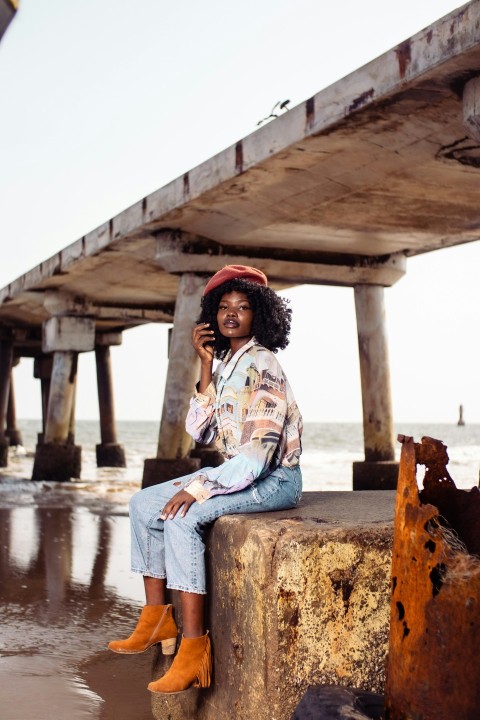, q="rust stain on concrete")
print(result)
[305,96,315,131]
[183,172,190,198]
[395,40,412,80]
[235,141,243,174]
[348,88,374,114]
